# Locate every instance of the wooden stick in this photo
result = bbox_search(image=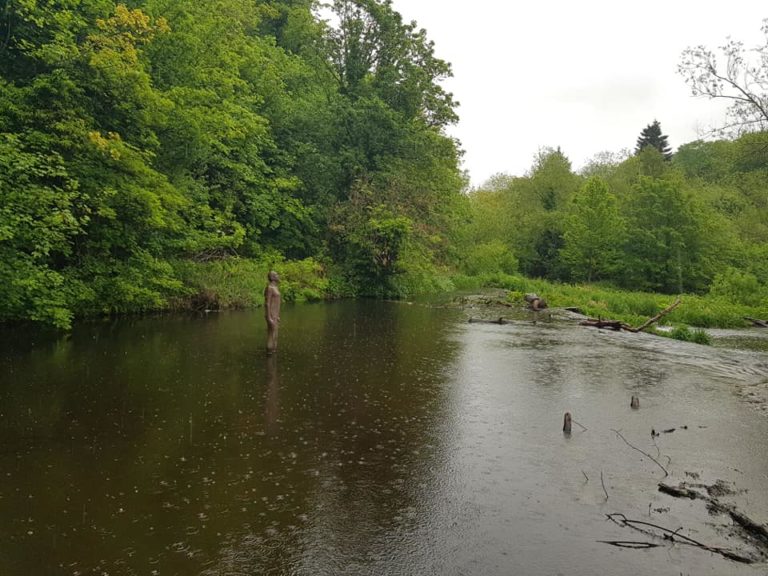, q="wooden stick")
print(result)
[571,419,588,432]
[606,513,753,563]
[597,540,661,549]
[628,298,682,333]
[611,429,669,477]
